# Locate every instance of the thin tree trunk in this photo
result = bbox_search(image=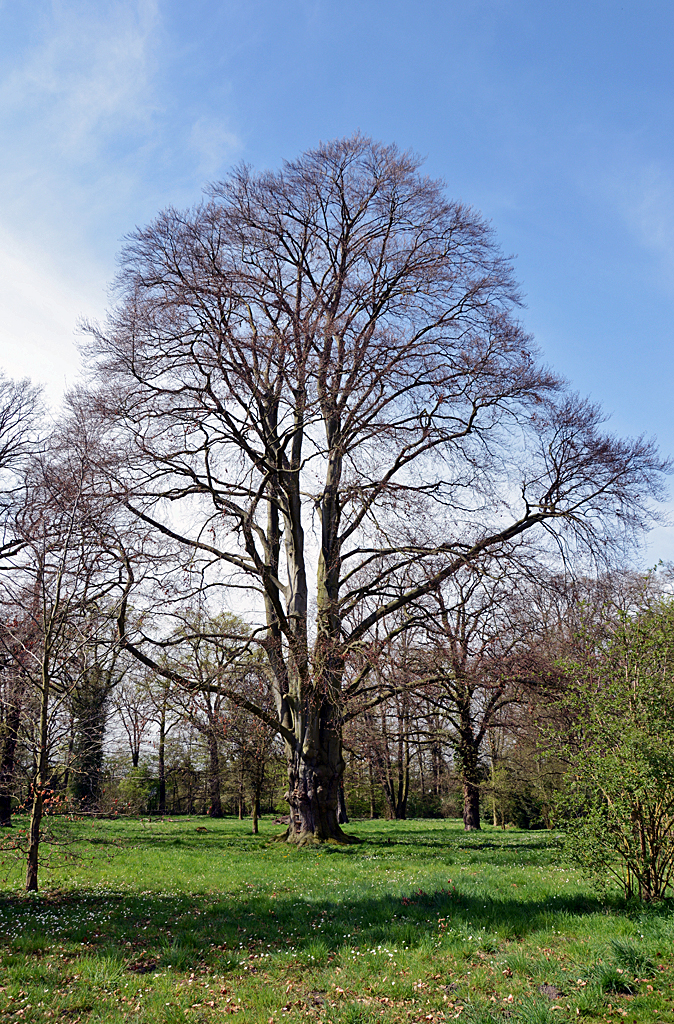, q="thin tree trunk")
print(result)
[26,664,50,891]
[488,730,498,827]
[251,757,263,834]
[207,728,222,818]
[62,713,74,797]
[158,705,166,815]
